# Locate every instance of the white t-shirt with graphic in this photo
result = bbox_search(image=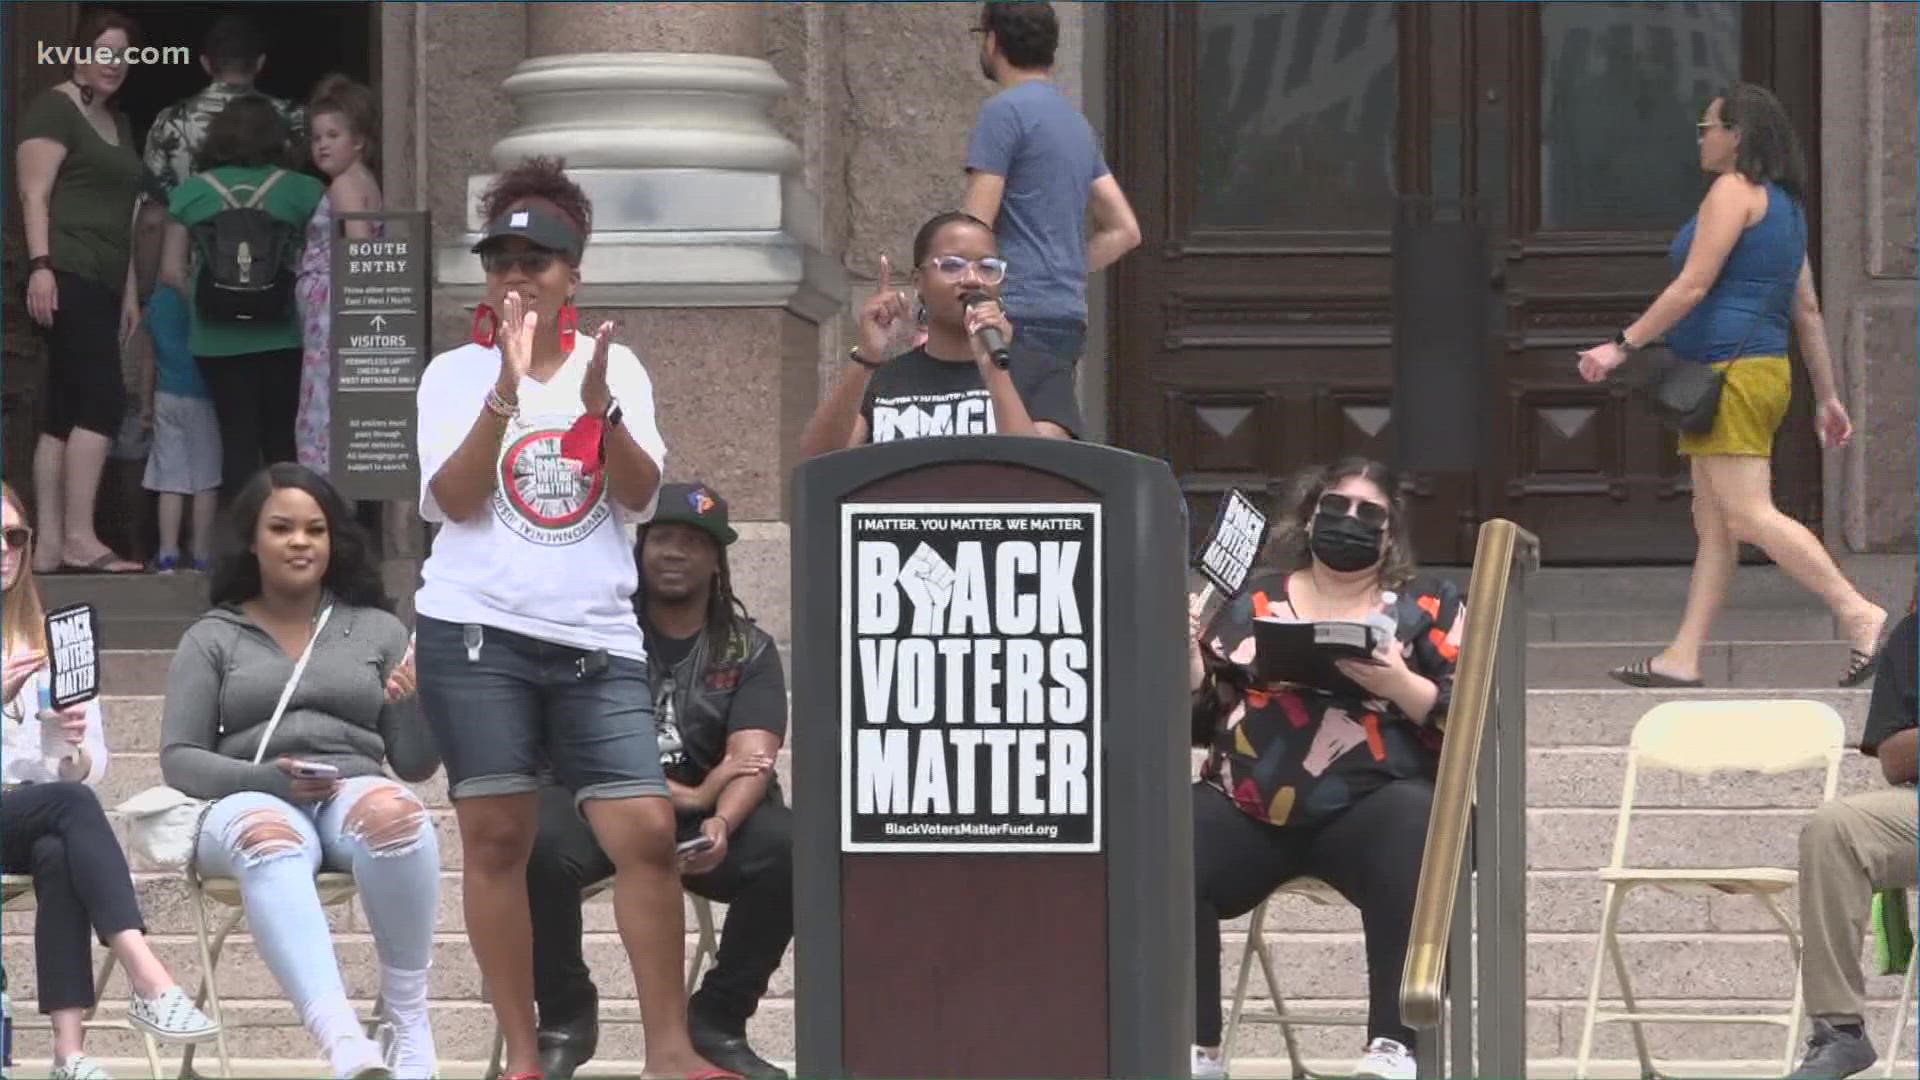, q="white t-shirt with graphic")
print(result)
[414,339,667,659]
